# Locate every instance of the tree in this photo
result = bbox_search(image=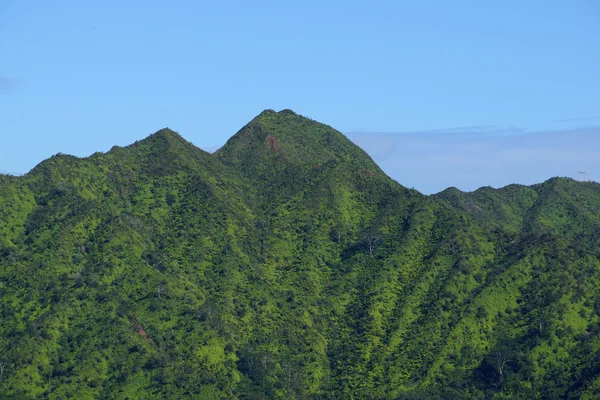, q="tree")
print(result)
[490,351,507,378]
[364,235,379,255]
